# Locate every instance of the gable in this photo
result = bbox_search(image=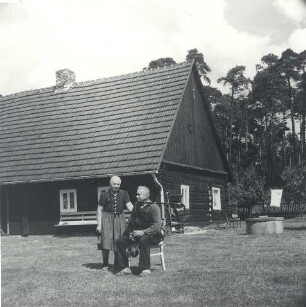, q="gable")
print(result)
[162,70,226,173]
[0,63,192,184]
